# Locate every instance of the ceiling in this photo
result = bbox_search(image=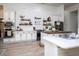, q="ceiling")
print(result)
[41,3,78,8]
